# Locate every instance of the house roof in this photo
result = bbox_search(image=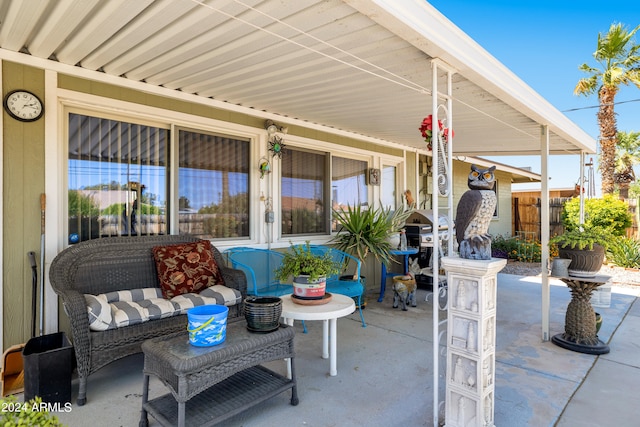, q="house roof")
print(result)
[0,0,596,156]
[465,157,541,184]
